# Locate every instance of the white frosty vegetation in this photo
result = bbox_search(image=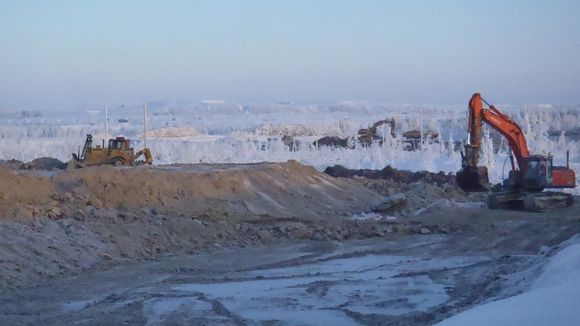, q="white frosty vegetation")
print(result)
[1,102,579,190]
